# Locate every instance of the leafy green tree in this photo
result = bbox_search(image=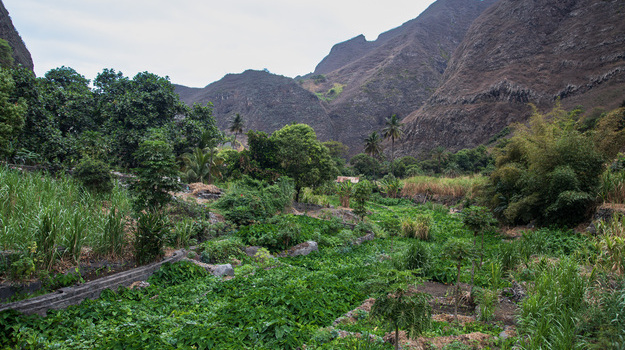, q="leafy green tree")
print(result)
[364,131,383,159]
[431,146,449,174]
[382,114,403,168]
[322,140,349,159]
[350,153,381,178]
[271,124,337,200]
[229,113,244,144]
[74,157,113,193]
[352,180,372,221]
[0,67,26,157]
[97,70,184,167]
[131,139,180,211]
